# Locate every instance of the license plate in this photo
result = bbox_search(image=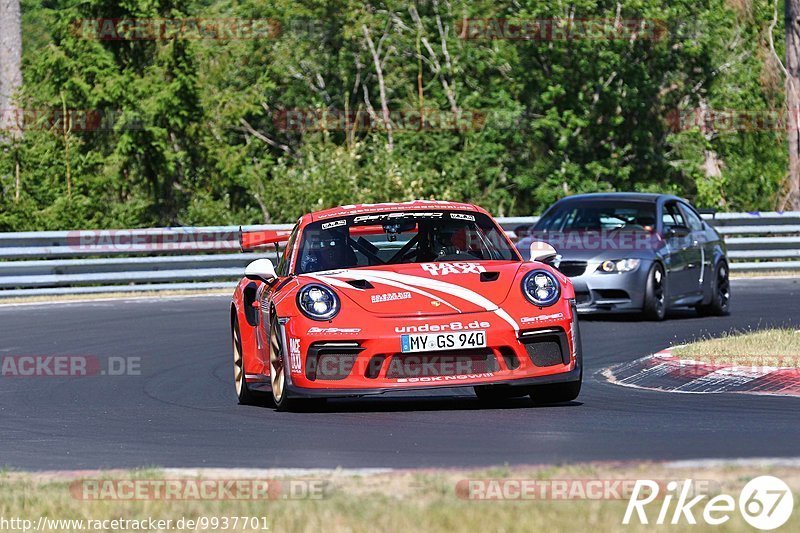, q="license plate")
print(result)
[400,331,487,353]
